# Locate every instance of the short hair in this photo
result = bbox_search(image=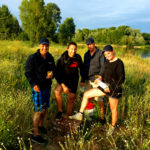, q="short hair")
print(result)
[67,42,77,49]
